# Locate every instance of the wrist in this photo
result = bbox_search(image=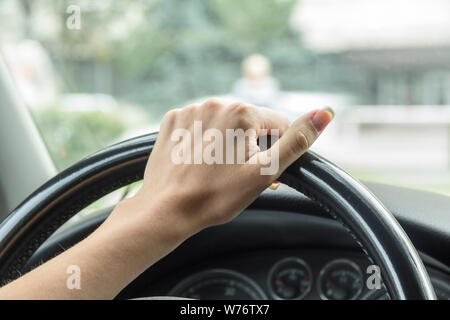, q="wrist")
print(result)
[79,194,196,285]
[101,193,196,247]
